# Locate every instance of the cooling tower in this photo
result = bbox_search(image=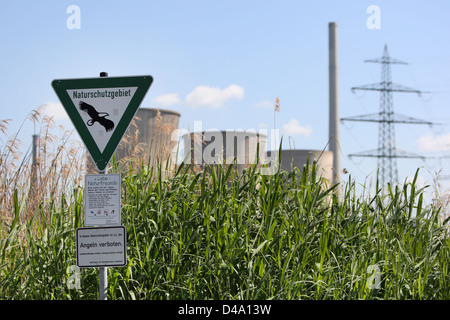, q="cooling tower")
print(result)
[182,130,267,173]
[268,149,334,182]
[116,107,181,168]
